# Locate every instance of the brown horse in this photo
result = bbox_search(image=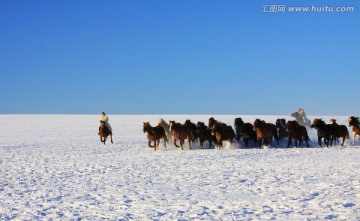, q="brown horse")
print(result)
[330,119,349,146]
[348,116,360,145]
[253,119,278,147]
[99,121,113,144]
[285,120,310,148]
[169,120,192,150]
[143,122,168,151]
[311,118,337,147]
[211,122,235,149]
